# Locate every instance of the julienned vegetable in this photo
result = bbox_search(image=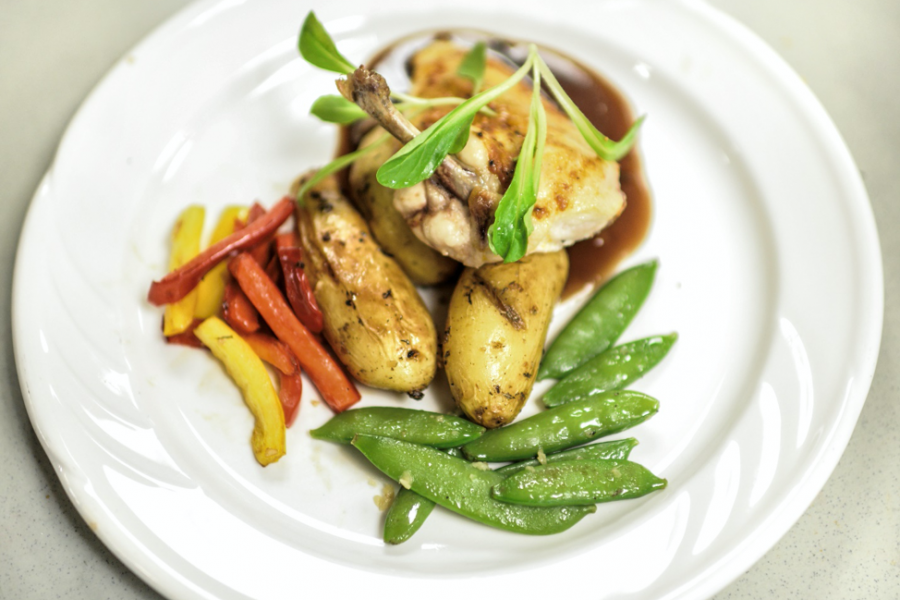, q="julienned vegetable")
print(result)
[222,279,260,334]
[163,205,204,336]
[462,390,659,462]
[194,316,286,466]
[542,333,678,407]
[310,407,484,447]
[352,435,596,535]
[194,206,248,319]
[274,232,323,334]
[492,459,667,507]
[229,252,361,413]
[538,259,658,381]
[148,197,294,306]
